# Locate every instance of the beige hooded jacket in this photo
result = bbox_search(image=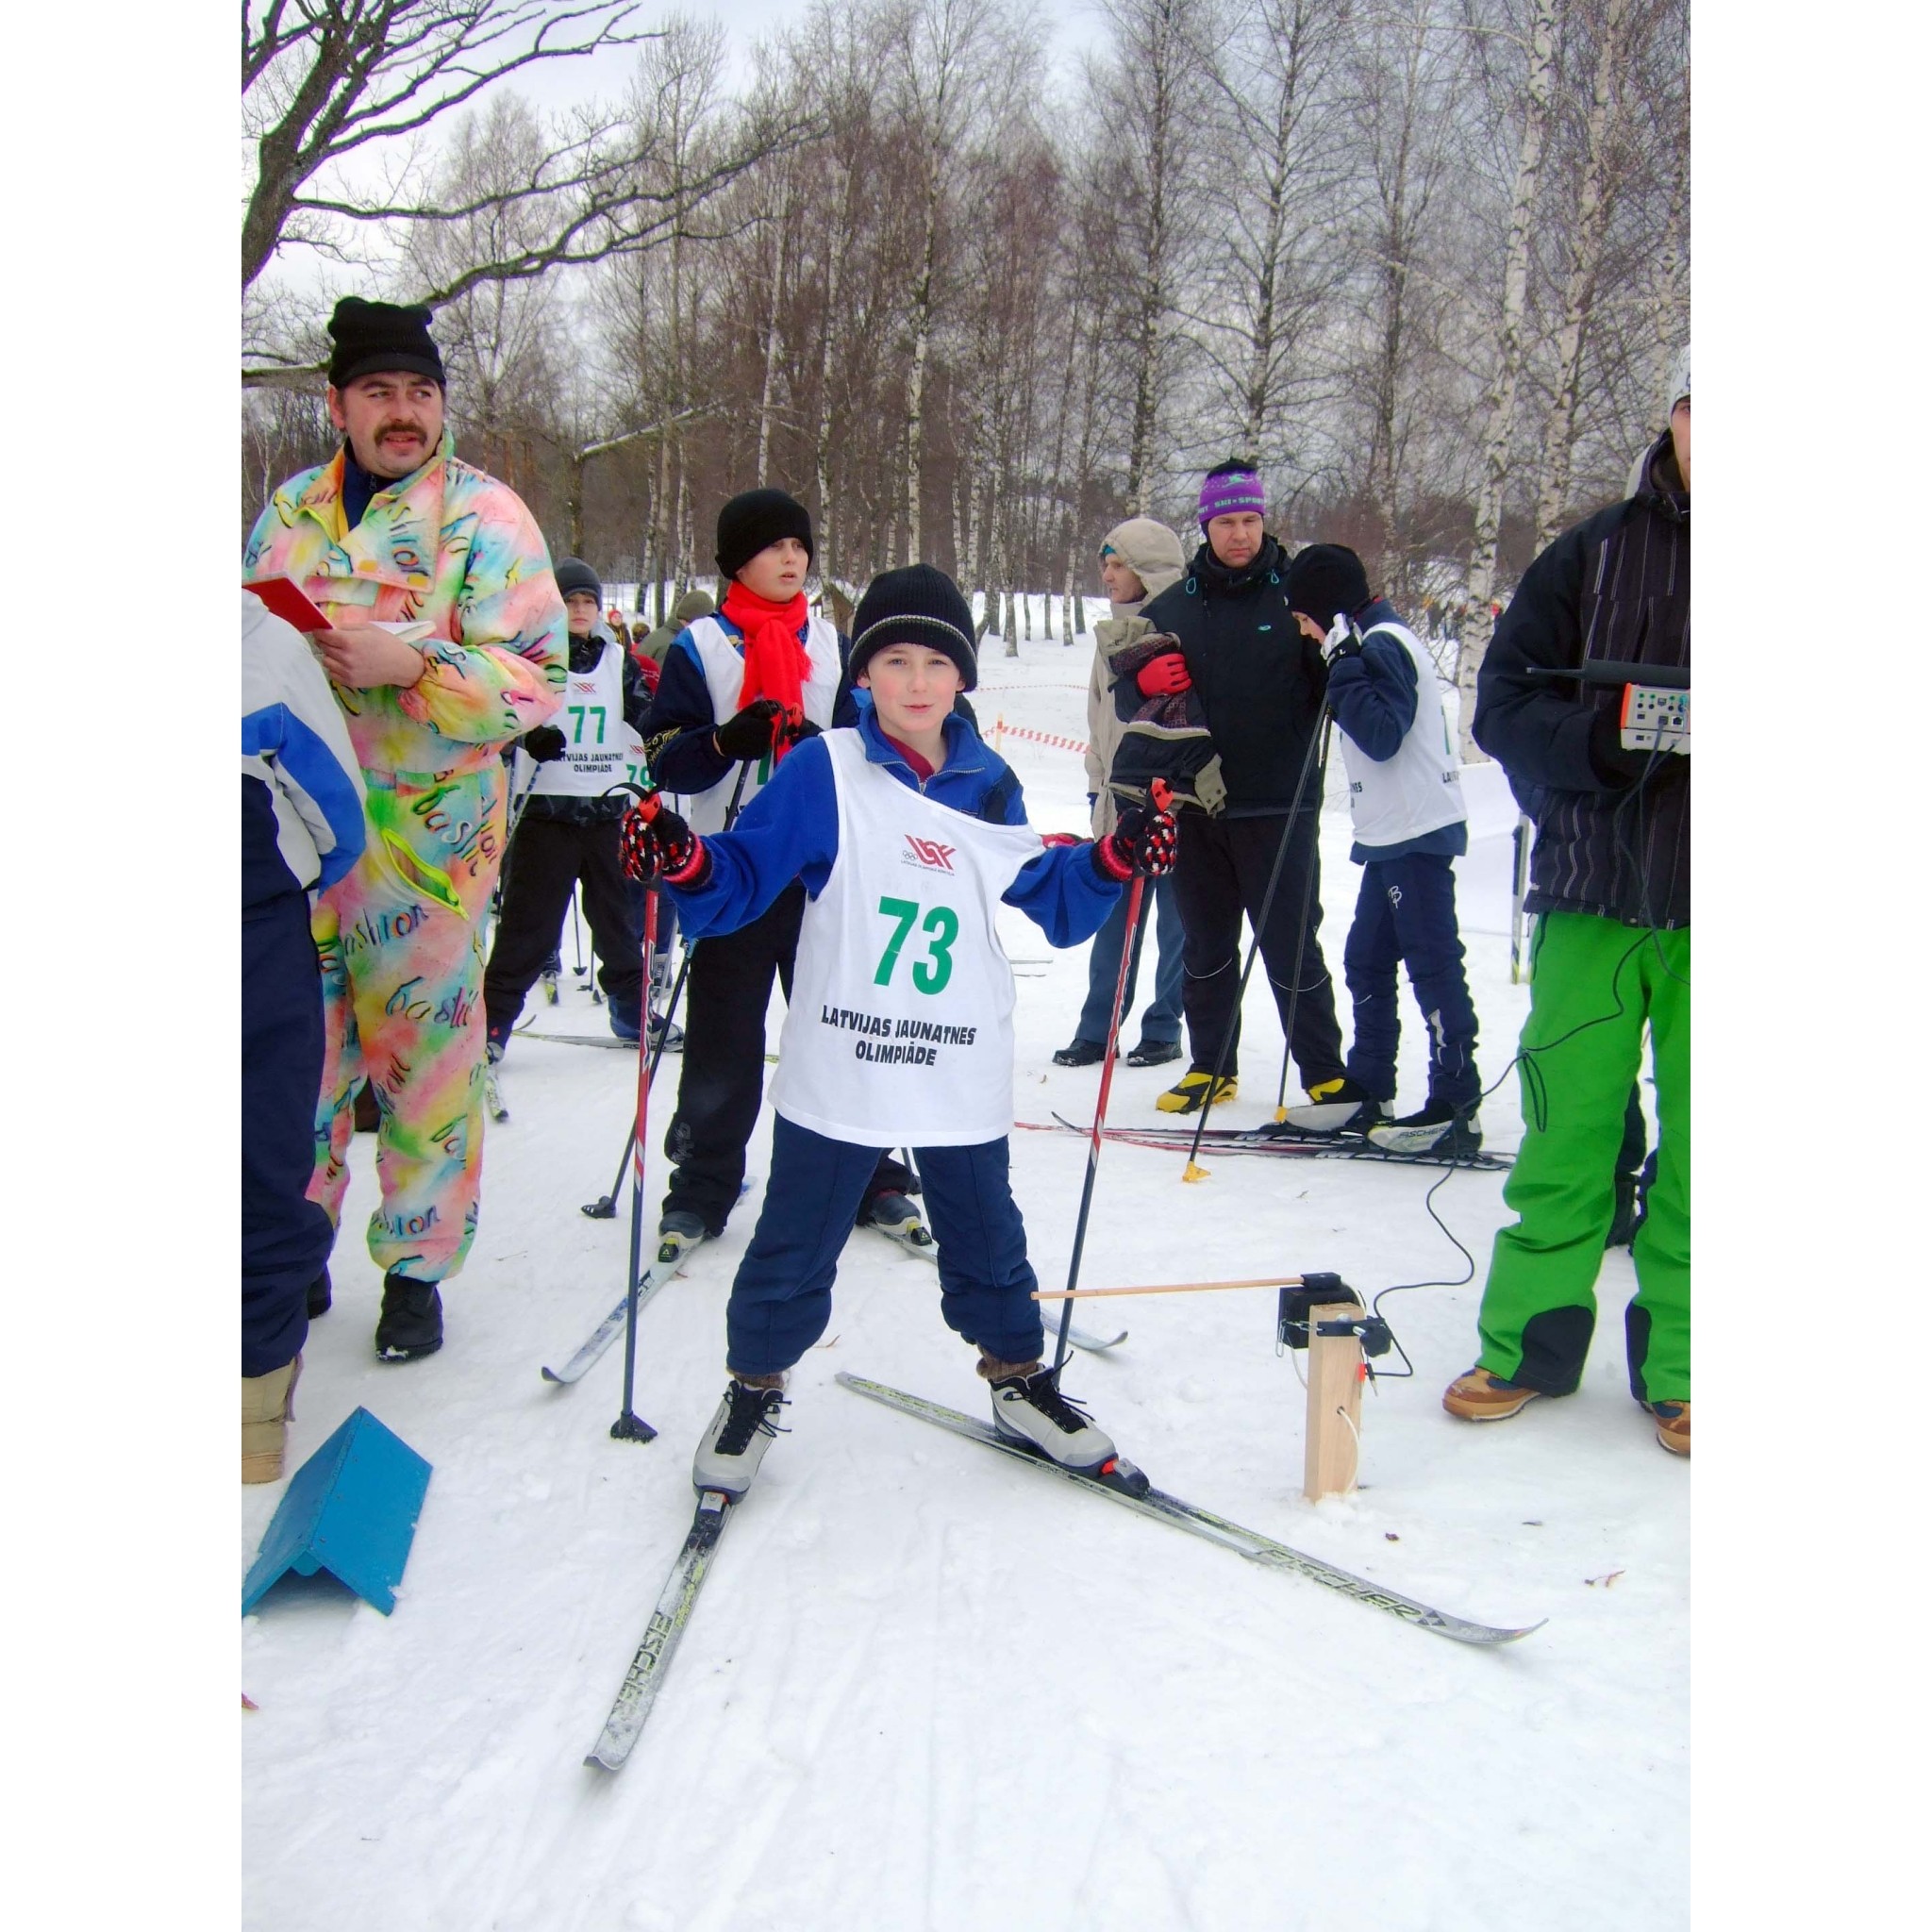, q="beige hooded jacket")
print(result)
[1084,517,1187,833]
